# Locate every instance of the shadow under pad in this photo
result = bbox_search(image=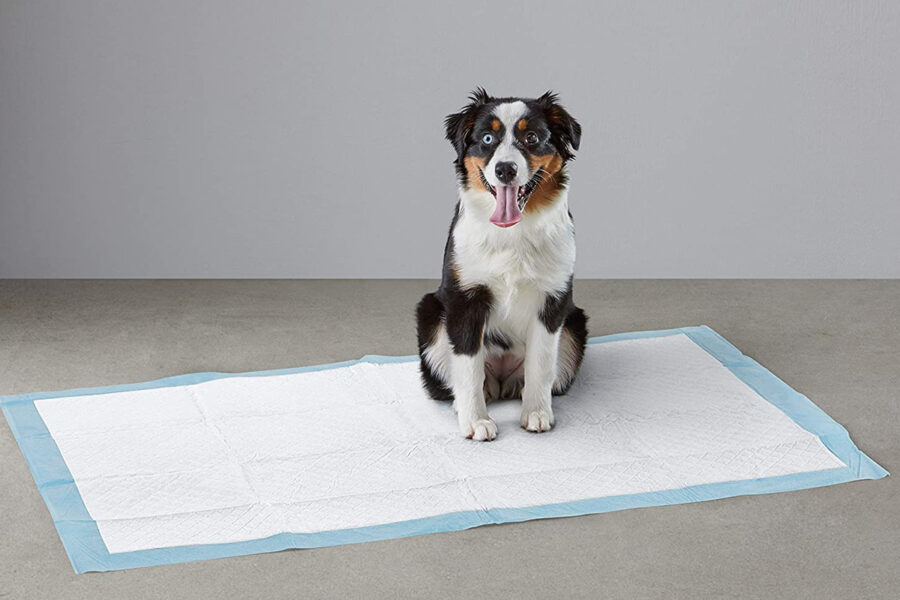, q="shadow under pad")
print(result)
[1,326,887,573]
